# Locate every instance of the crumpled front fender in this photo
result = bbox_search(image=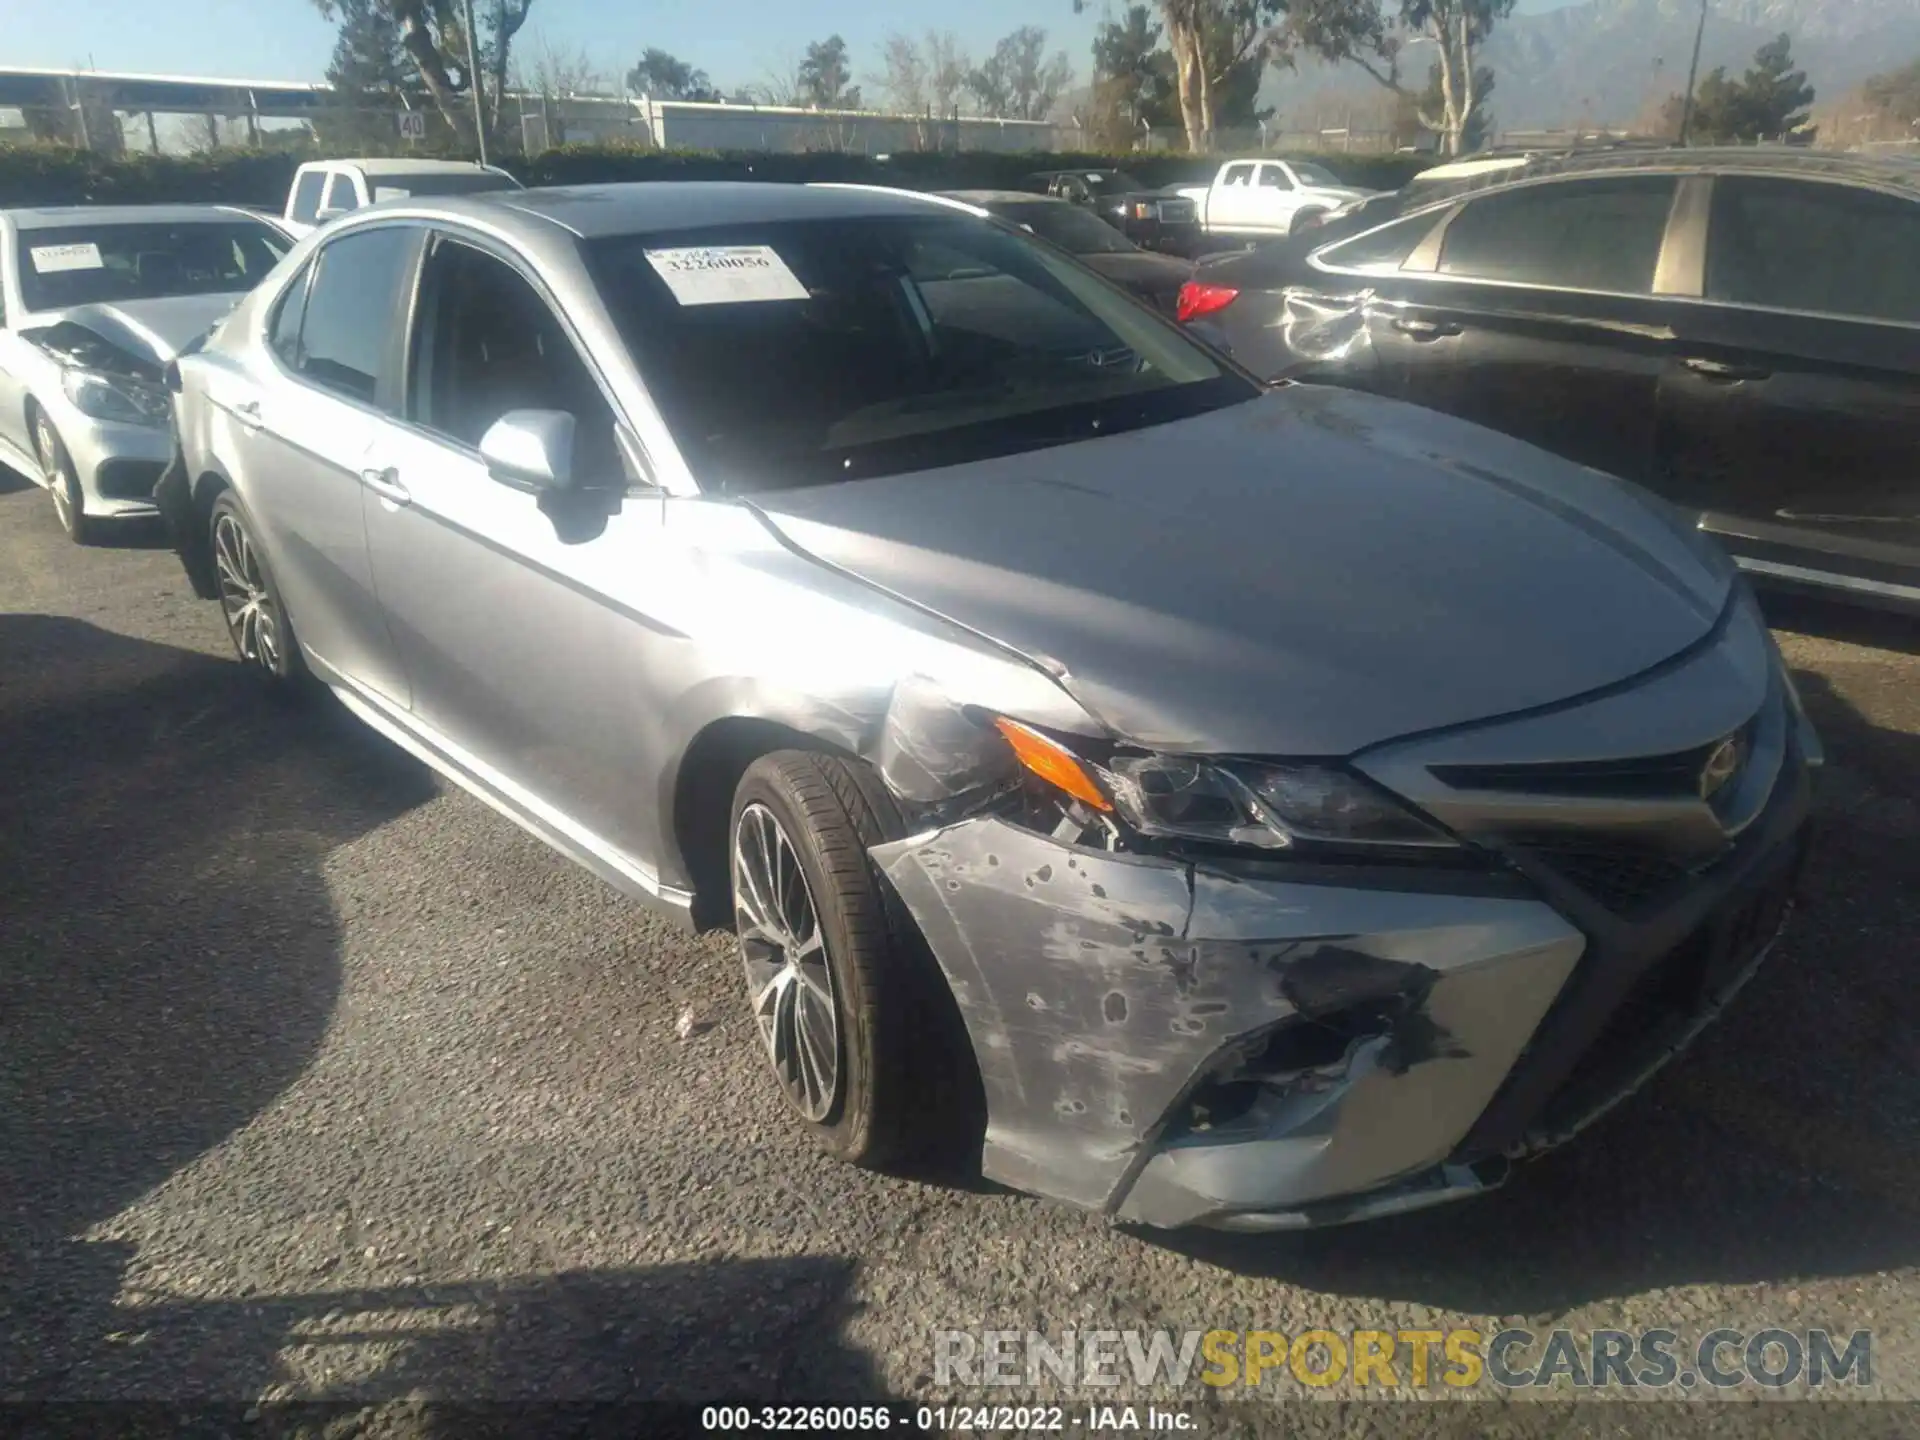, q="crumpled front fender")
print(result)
[872,818,1585,1228]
